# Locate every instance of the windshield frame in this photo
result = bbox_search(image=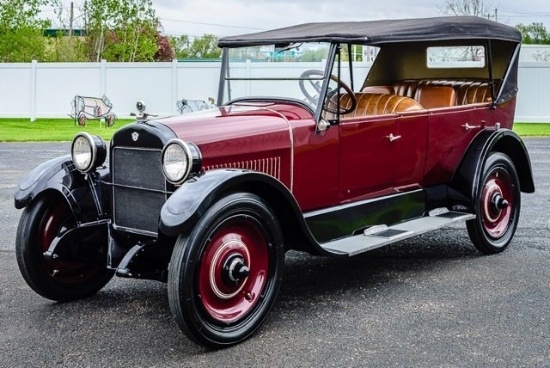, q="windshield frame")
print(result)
[217,43,340,122]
